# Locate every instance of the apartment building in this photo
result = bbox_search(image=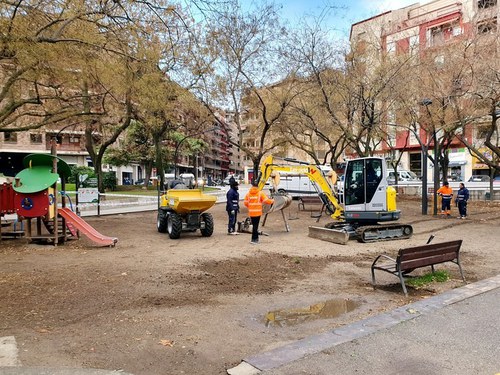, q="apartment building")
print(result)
[350,0,499,181]
[0,128,90,177]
